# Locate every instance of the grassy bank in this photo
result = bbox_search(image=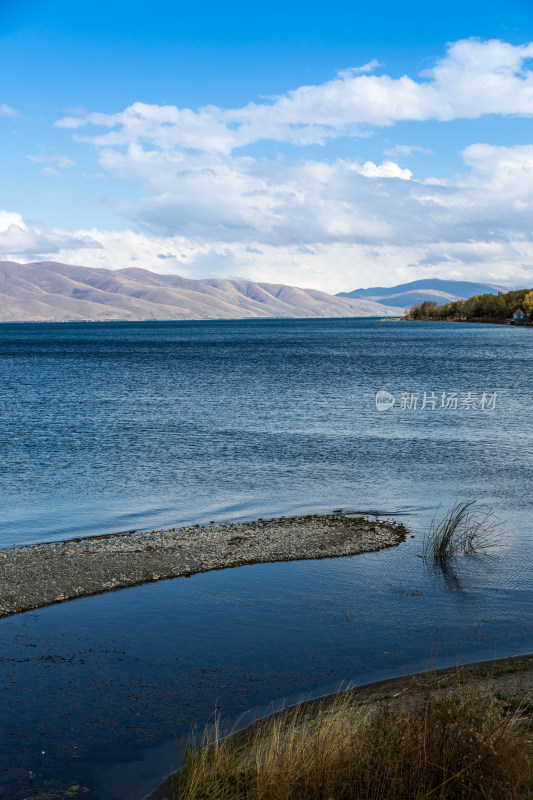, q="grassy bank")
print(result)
[151,656,533,800]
